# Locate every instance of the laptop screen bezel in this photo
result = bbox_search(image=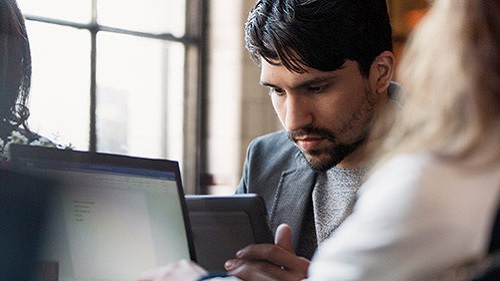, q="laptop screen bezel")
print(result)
[9,143,197,264]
